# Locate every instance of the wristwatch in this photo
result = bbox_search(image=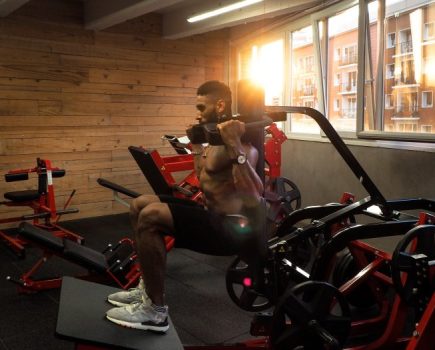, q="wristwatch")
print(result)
[233,152,247,165]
